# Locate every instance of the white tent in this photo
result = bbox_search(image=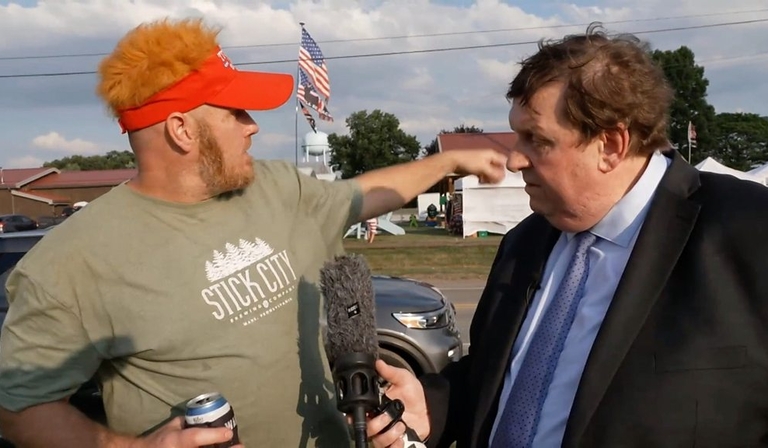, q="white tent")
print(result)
[694,157,765,185]
[455,170,532,237]
[748,163,768,184]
